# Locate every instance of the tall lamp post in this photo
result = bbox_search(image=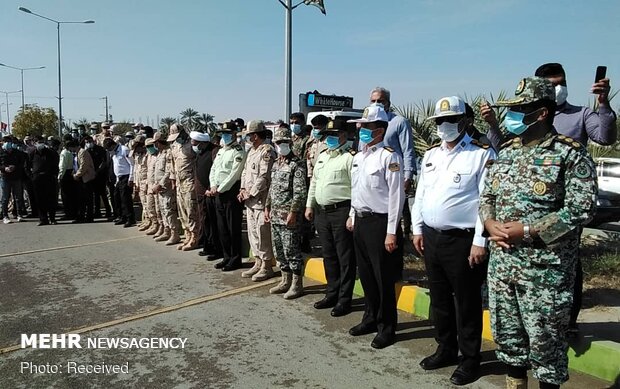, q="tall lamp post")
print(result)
[0,63,45,109]
[18,7,95,137]
[276,0,325,121]
[0,90,22,134]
